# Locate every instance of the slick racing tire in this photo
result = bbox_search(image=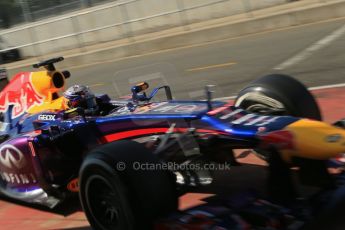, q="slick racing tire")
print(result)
[79,140,178,230]
[235,74,322,120]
